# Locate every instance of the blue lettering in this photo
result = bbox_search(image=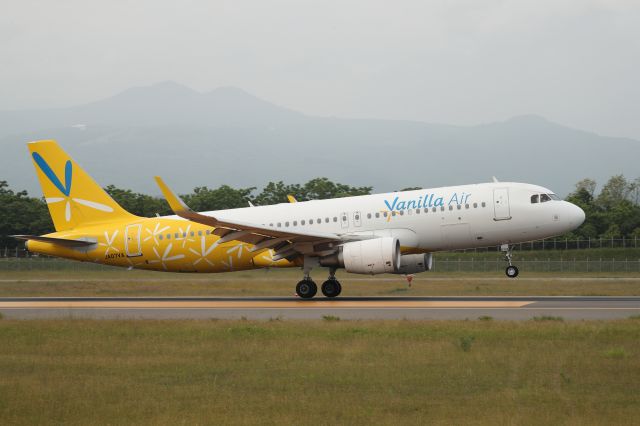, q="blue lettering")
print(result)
[383,197,398,211]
